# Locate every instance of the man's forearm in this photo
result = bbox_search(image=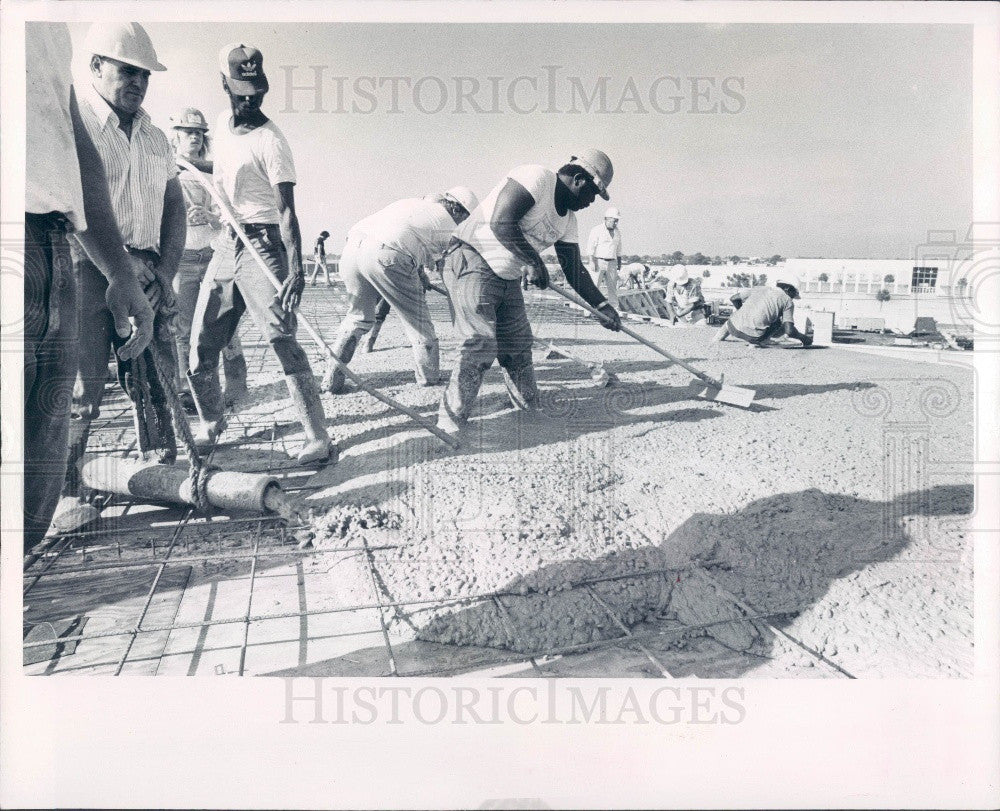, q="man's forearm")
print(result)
[280,209,303,275]
[556,243,606,308]
[157,179,187,282]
